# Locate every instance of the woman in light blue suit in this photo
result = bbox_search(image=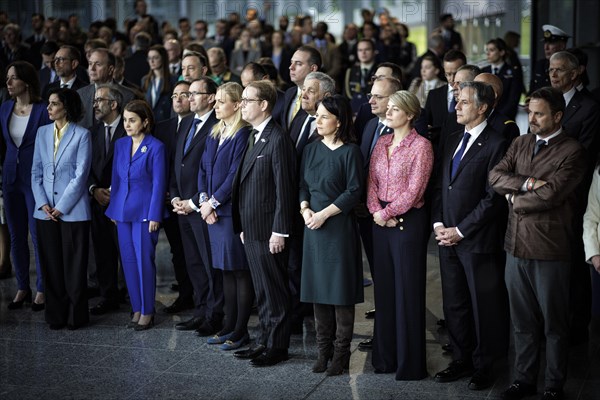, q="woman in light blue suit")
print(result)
[31,88,92,330]
[198,82,252,350]
[106,100,167,331]
[1,61,51,310]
